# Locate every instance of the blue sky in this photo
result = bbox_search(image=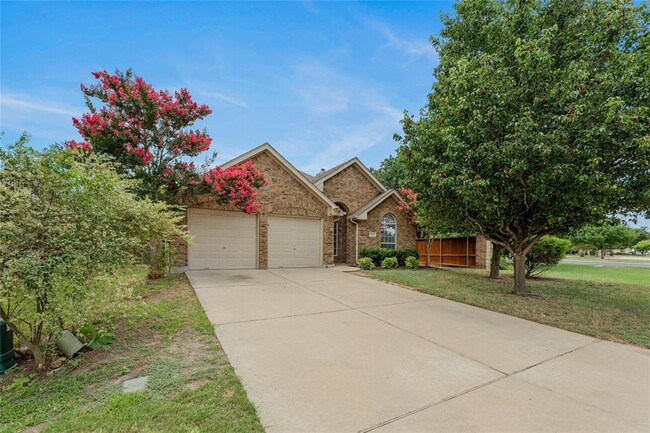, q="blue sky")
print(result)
[2,1,646,227]
[1,0,449,173]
